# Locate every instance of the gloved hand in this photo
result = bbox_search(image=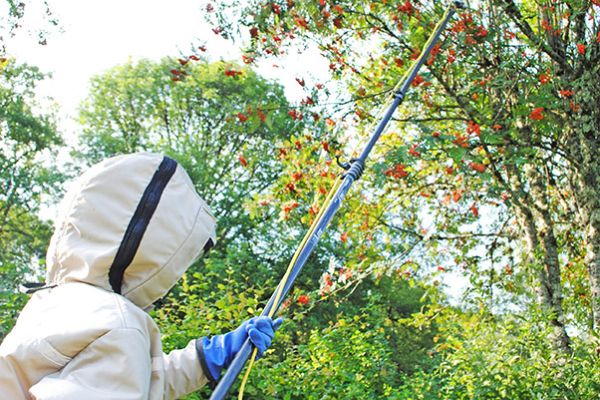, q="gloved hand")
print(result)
[196,316,283,381]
